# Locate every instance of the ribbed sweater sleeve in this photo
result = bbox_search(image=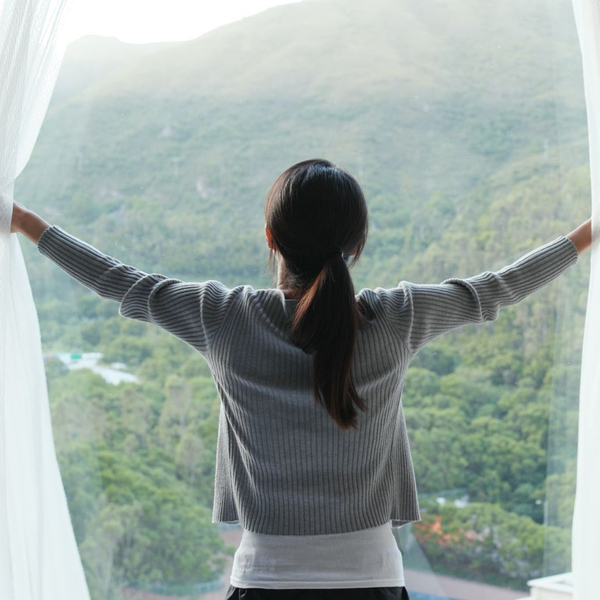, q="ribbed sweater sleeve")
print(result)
[36,225,233,355]
[376,235,579,355]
